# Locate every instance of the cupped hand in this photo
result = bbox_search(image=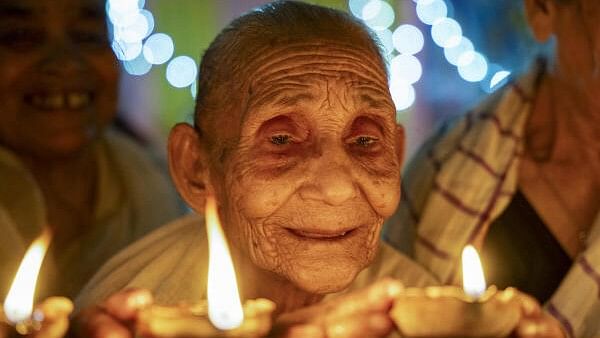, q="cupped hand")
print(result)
[511,290,566,338]
[76,288,153,338]
[271,278,404,338]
